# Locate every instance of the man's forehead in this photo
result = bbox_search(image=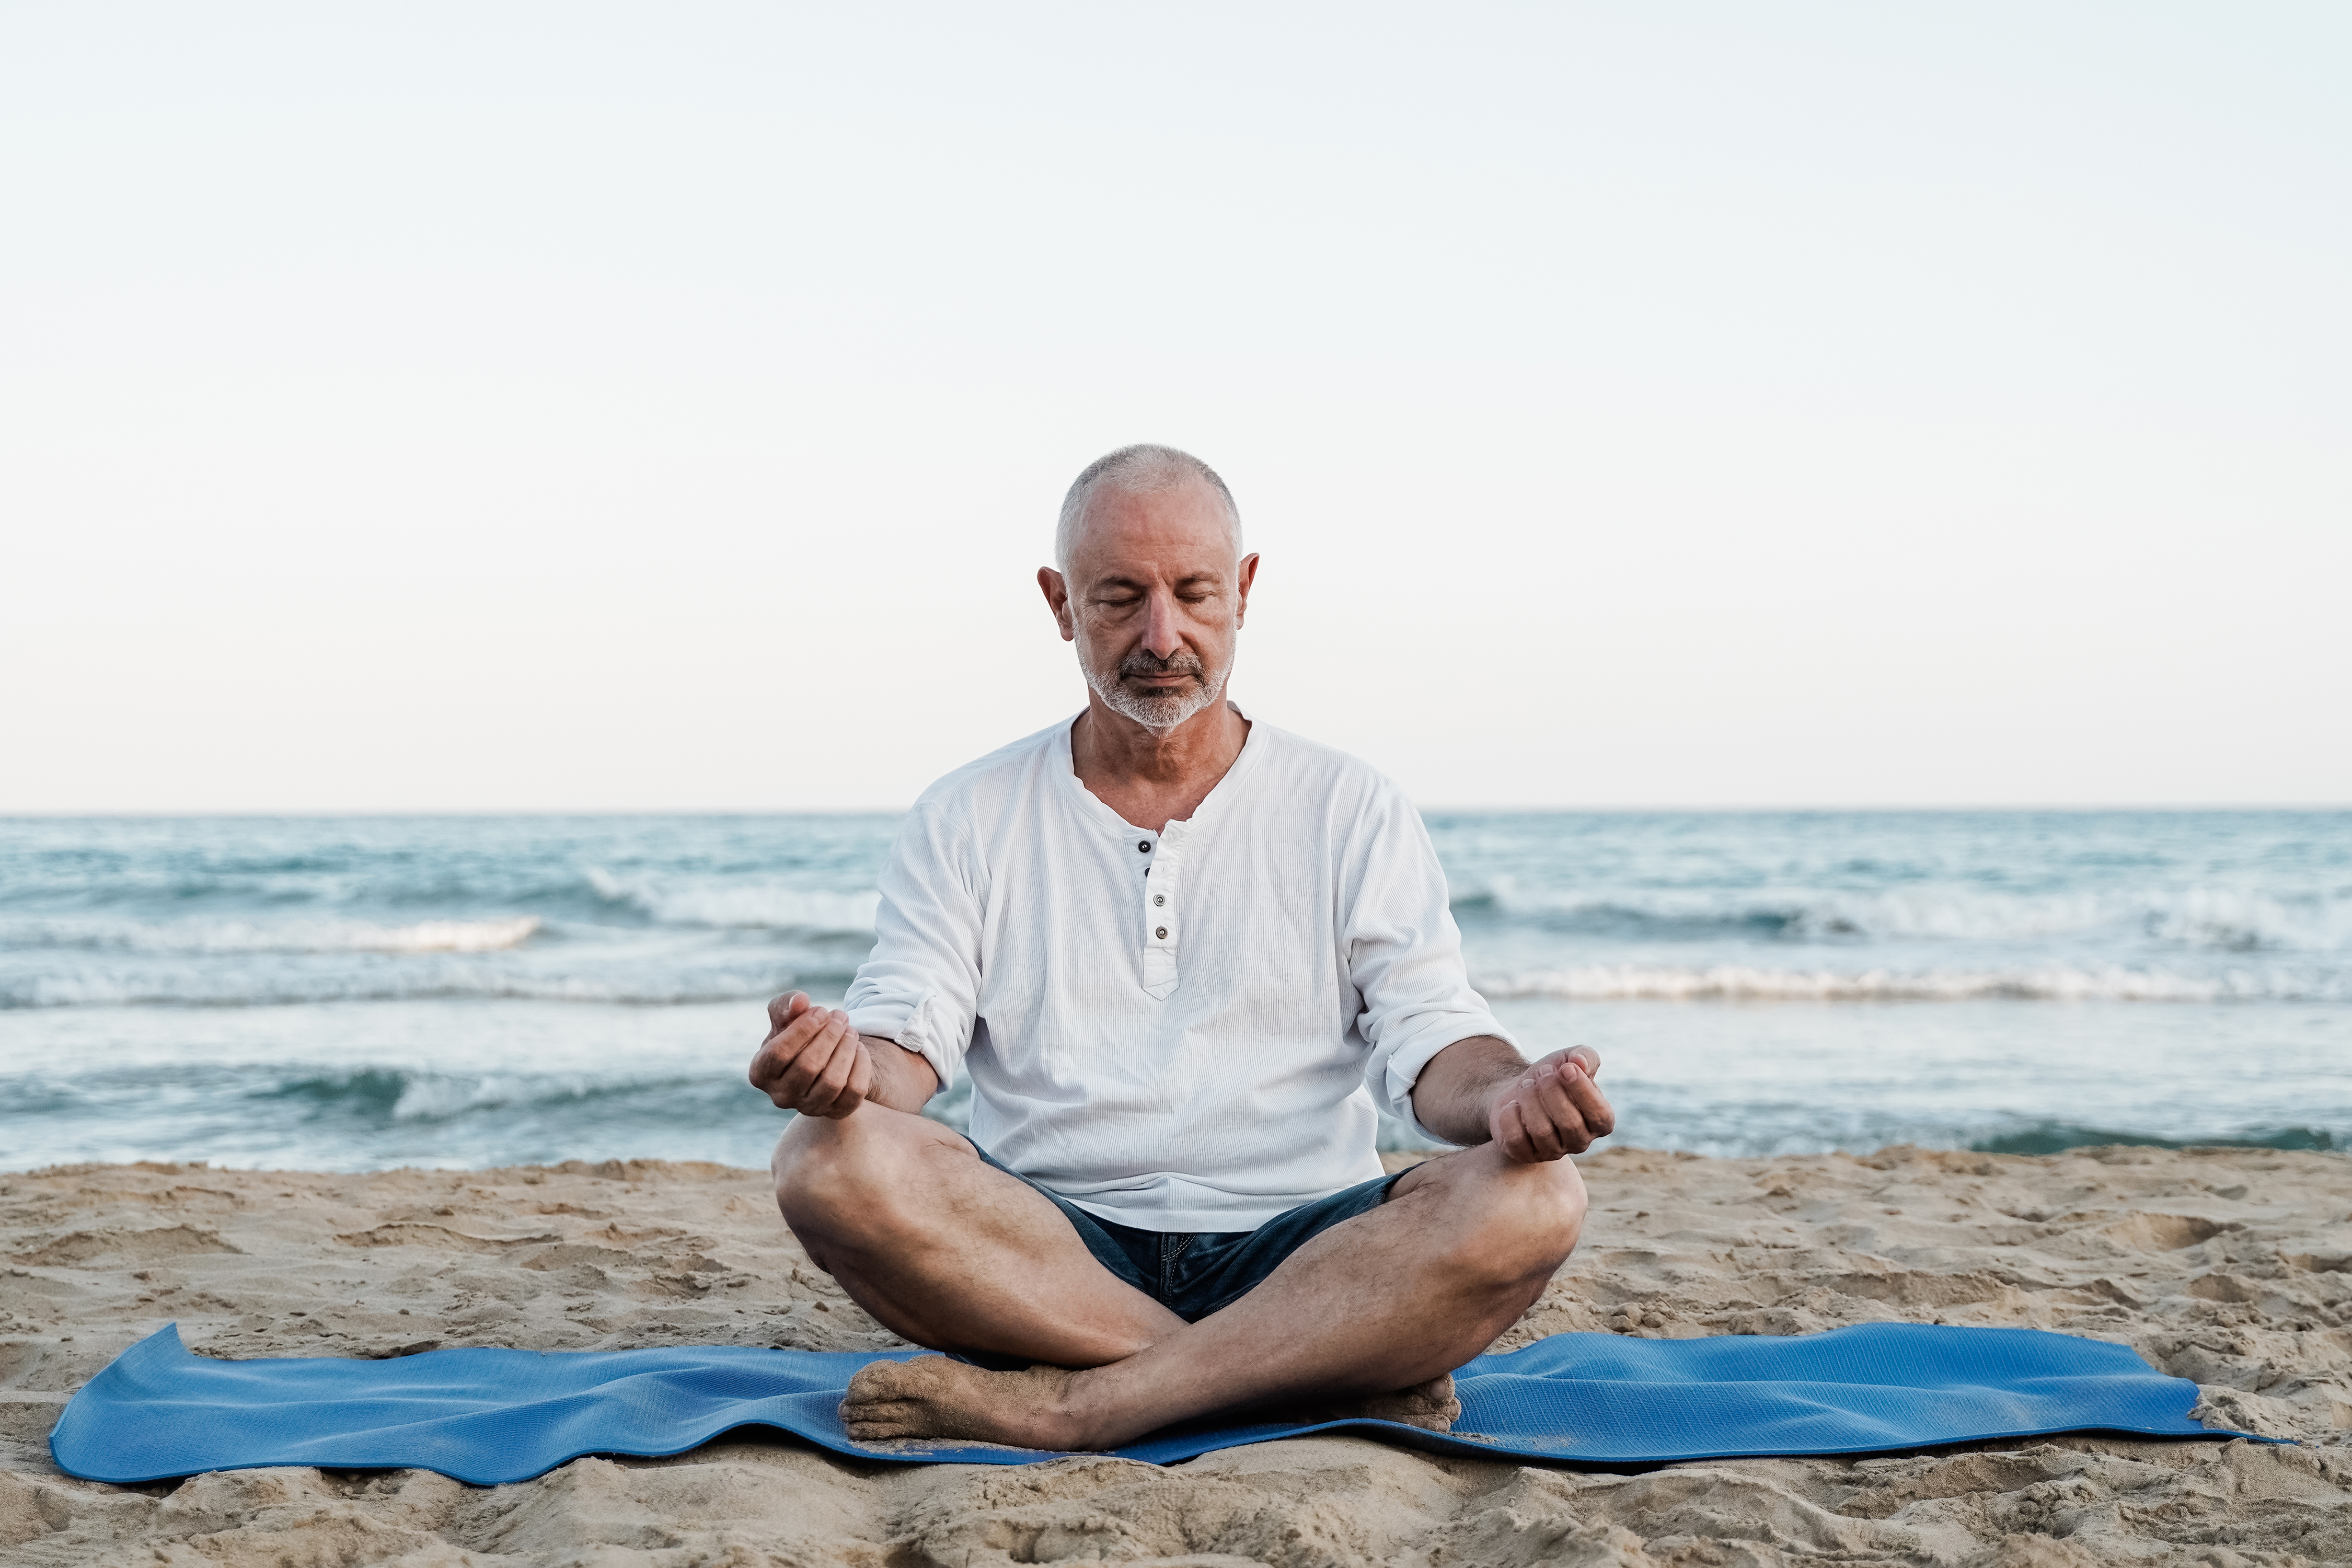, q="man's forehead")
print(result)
[1066,481,1239,571]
